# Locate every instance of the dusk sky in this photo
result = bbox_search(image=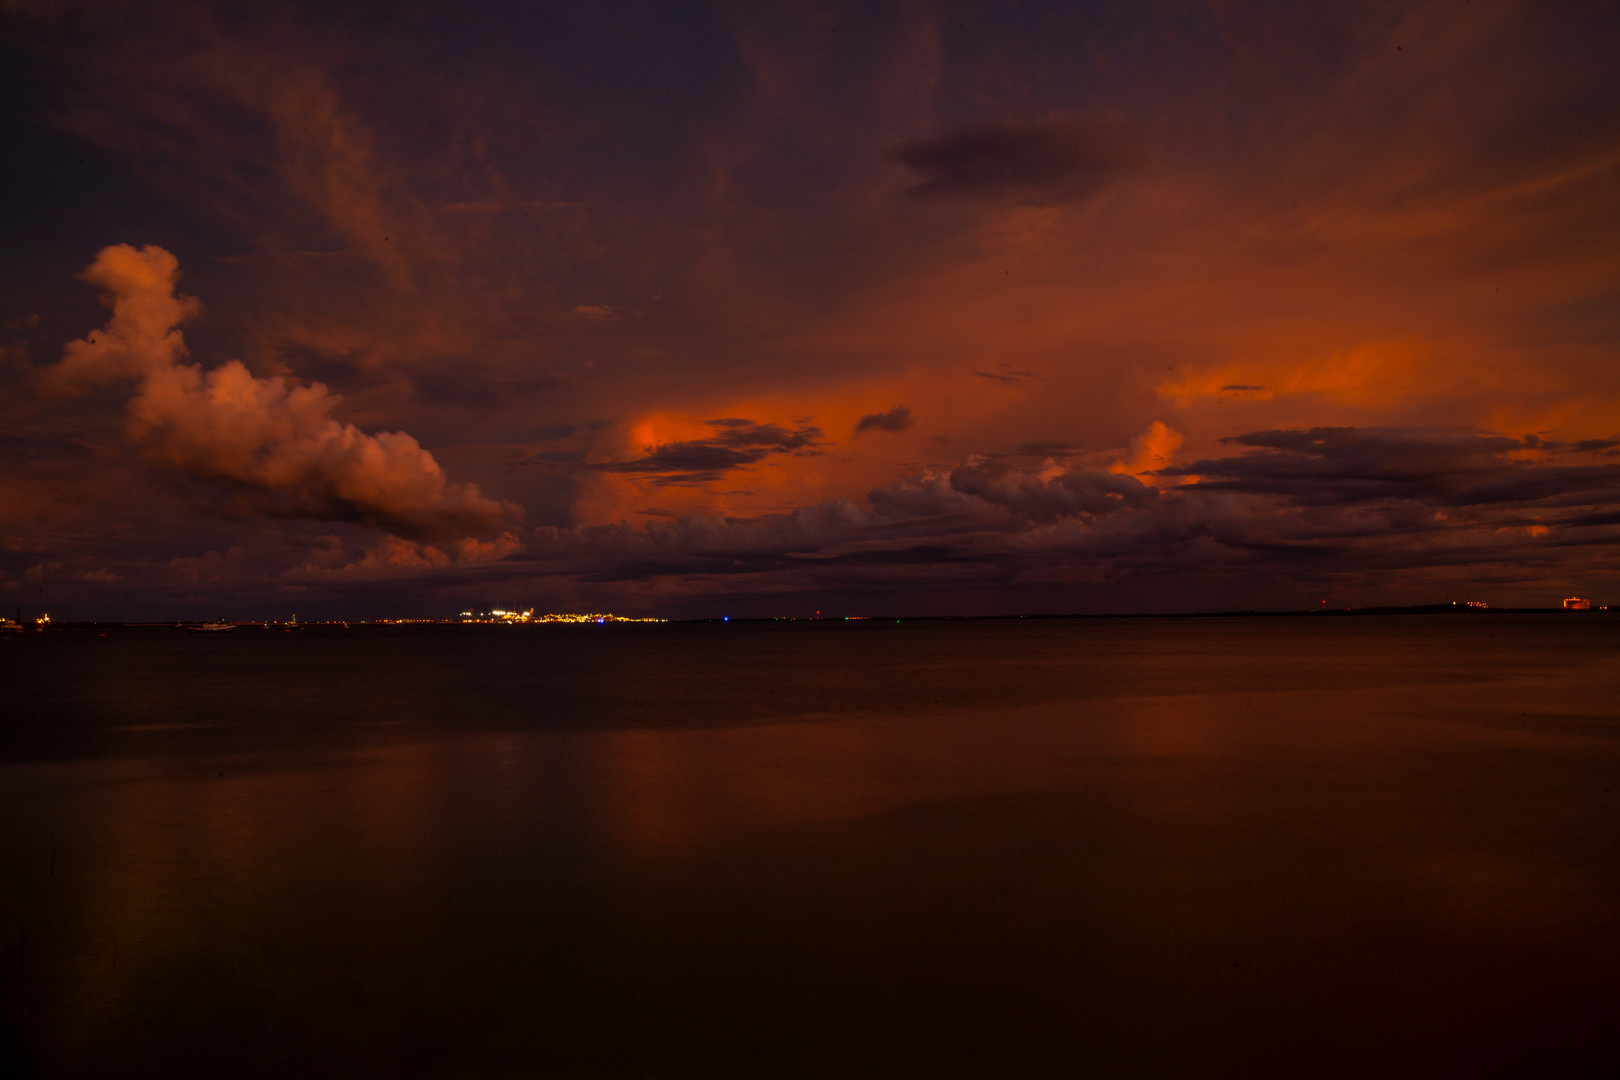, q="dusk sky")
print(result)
[4,0,1619,619]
